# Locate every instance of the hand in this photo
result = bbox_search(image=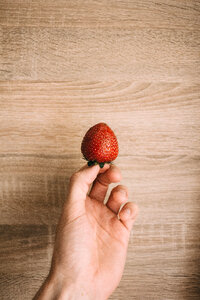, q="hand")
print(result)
[34,164,138,300]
